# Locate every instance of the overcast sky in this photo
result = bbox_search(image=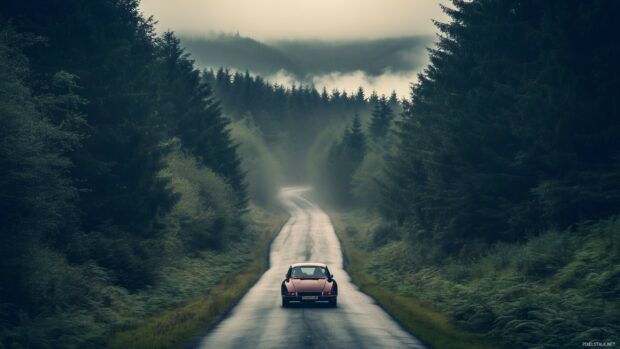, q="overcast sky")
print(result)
[139,0,449,41]
[139,0,450,97]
